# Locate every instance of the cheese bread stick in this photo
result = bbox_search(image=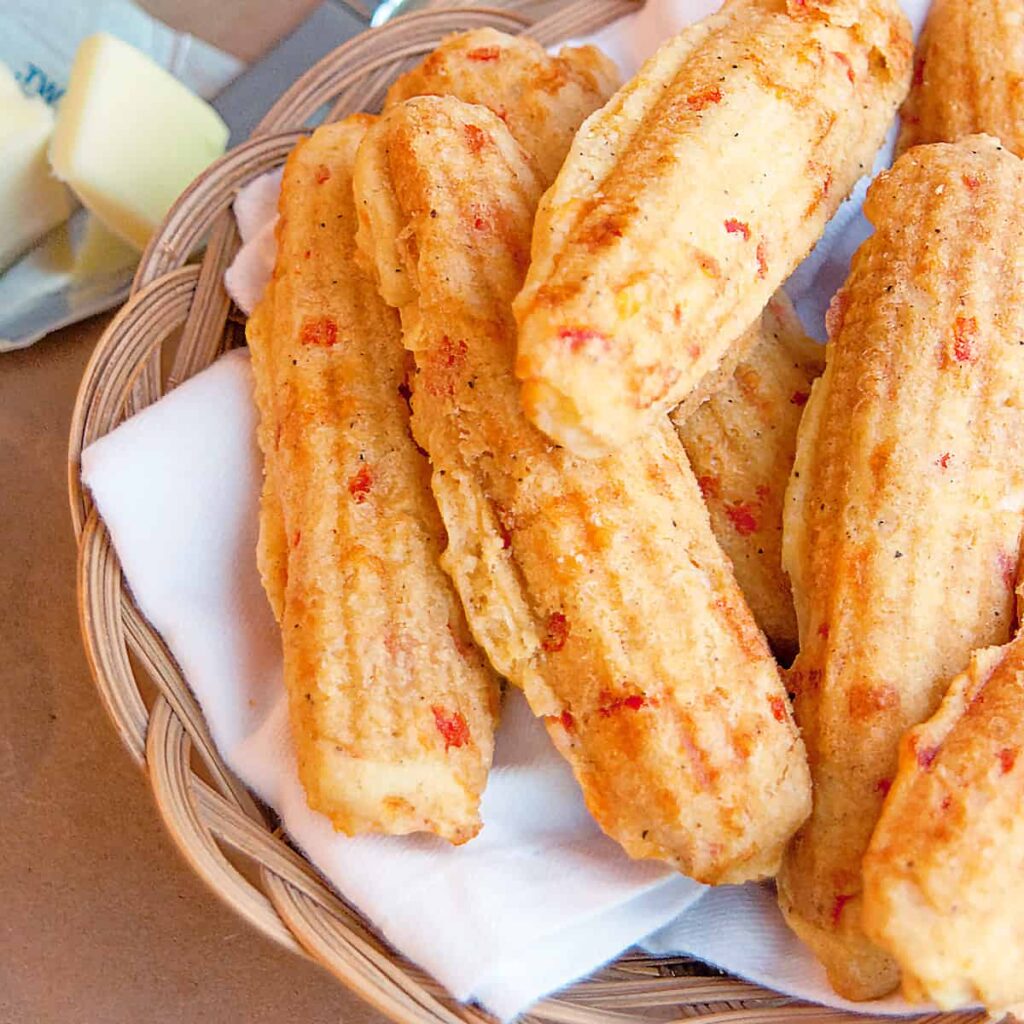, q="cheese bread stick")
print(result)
[255,30,617,621]
[898,0,1024,157]
[671,292,824,661]
[385,28,619,186]
[248,116,499,843]
[513,0,911,457]
[778,136,1024,999]
[862,622,1024,1013]
[354,96,810,882]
